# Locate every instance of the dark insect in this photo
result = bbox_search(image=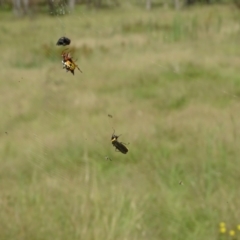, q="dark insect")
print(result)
[61,51,82,75]
[111,130,128,154]
[56,36,71,46]
[108,114,113,118]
